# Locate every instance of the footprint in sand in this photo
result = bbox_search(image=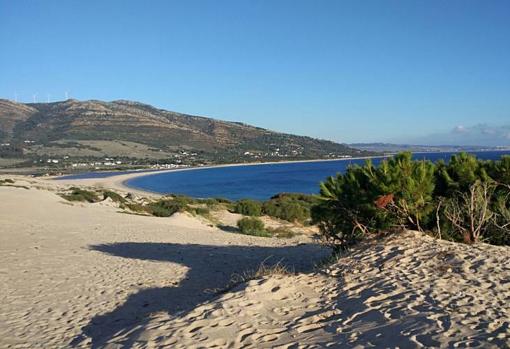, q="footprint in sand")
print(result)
[217,318,236,327]
[236,327,257,343]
